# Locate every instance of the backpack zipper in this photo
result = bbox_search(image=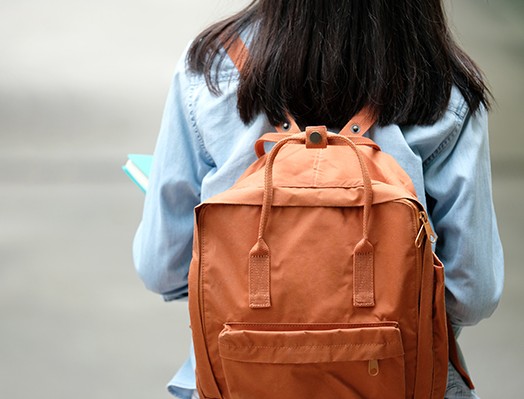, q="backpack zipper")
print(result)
[415,211,437,248]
